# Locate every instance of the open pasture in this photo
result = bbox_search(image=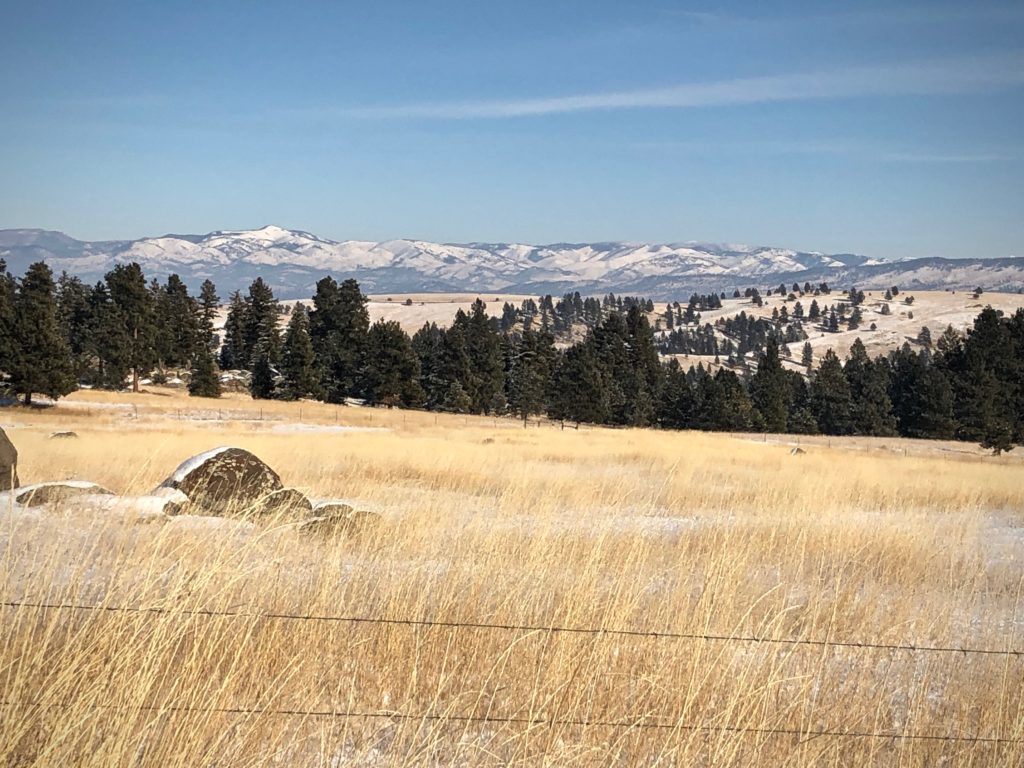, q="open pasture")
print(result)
[1,389,1023,766]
